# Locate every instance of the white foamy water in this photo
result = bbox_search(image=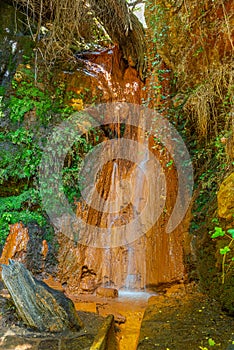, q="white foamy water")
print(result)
[118,290,157,302]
